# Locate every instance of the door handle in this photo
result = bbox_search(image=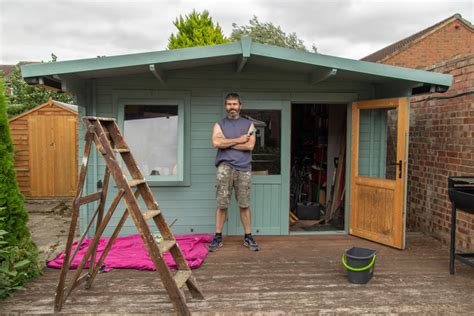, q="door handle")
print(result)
[389,160,403,178]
